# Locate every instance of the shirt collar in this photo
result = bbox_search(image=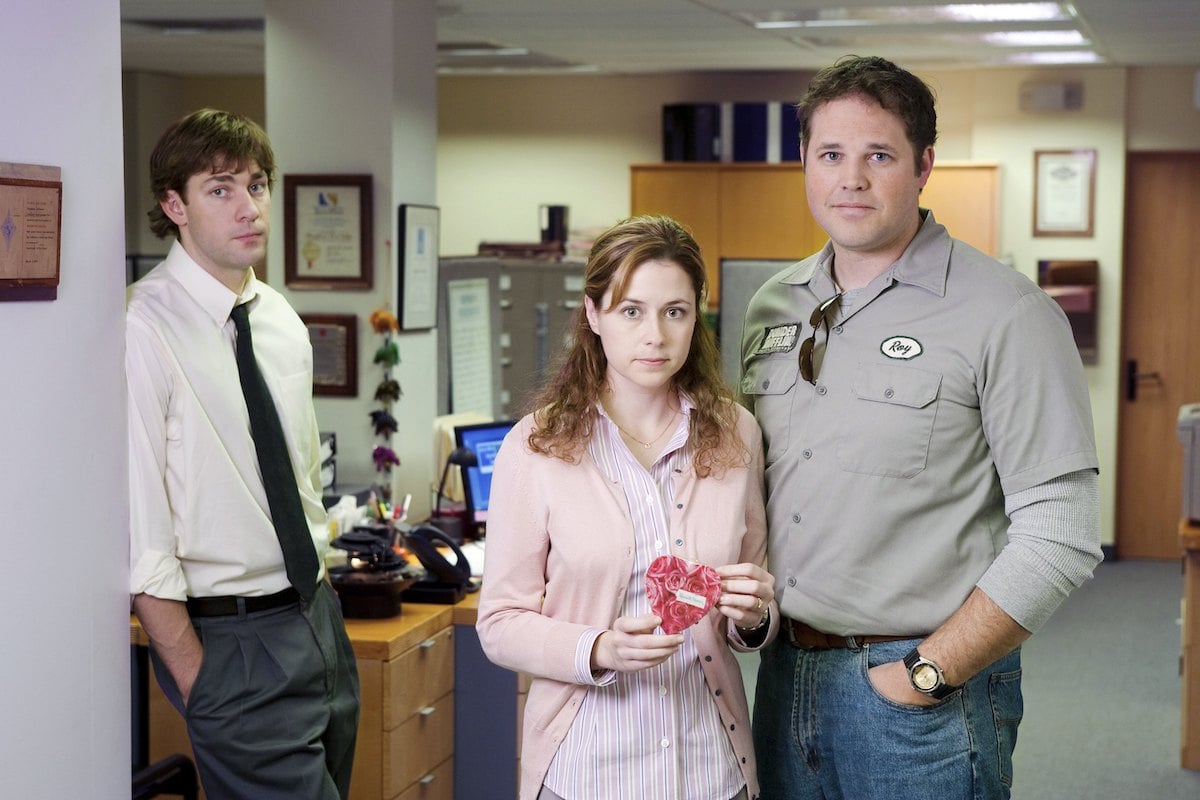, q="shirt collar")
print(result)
[162,240,260,327]
[779,208,951,298]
